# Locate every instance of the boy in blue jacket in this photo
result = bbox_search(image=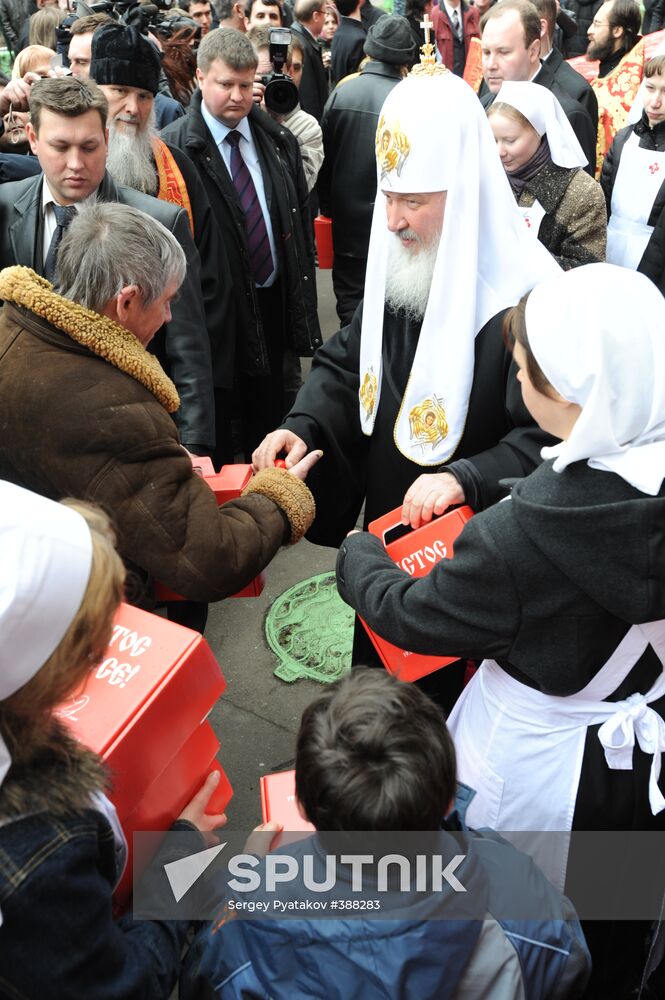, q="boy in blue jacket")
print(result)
[181,670,591,999]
